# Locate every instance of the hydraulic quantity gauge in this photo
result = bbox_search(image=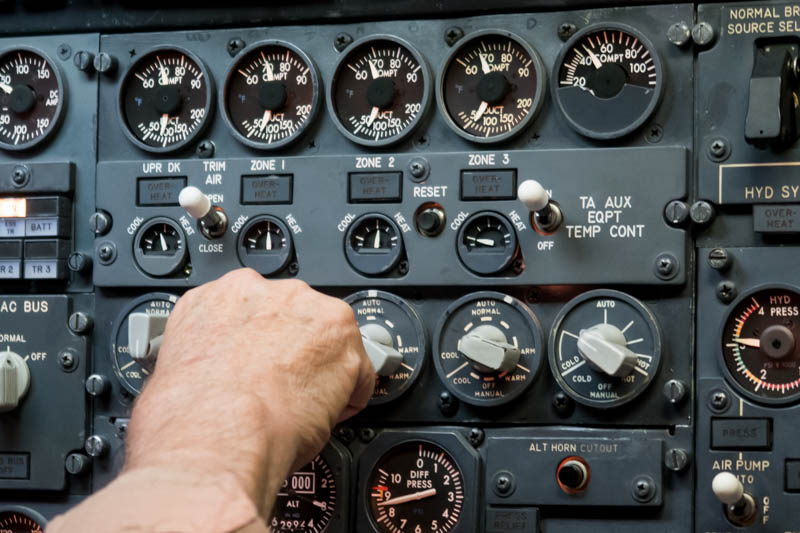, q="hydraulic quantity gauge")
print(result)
[433,292,544,406]
[553,24,663,139]
[345,290,426,405]
[111,293,178,396]
[720,286,800,405]
[0,47,65,151]
[133,217,188,277]
[456,211,518,275]
[549,289,662,408]
[0,508,45,532]
[222,40,319,150]
[119,47,213,152]
[438,30,546,143]
[329,35,430,147]
[236,215,293,276]
[345,214,405,276]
